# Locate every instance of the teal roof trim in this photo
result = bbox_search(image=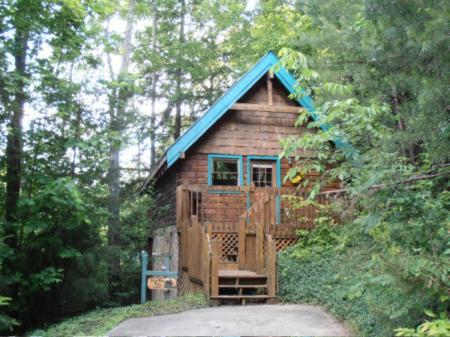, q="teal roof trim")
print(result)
[166,51,323,168]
